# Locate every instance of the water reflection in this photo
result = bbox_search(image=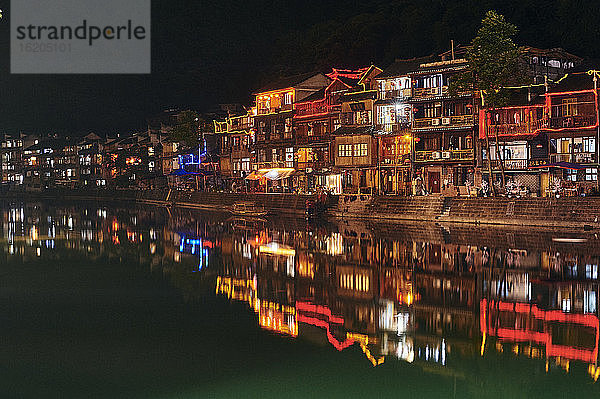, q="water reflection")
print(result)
[2,201,600,390]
